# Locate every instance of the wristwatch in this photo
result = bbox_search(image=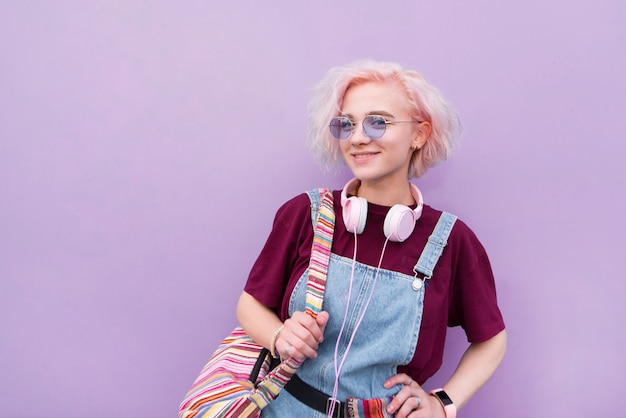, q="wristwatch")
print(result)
[429,388,457,418]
